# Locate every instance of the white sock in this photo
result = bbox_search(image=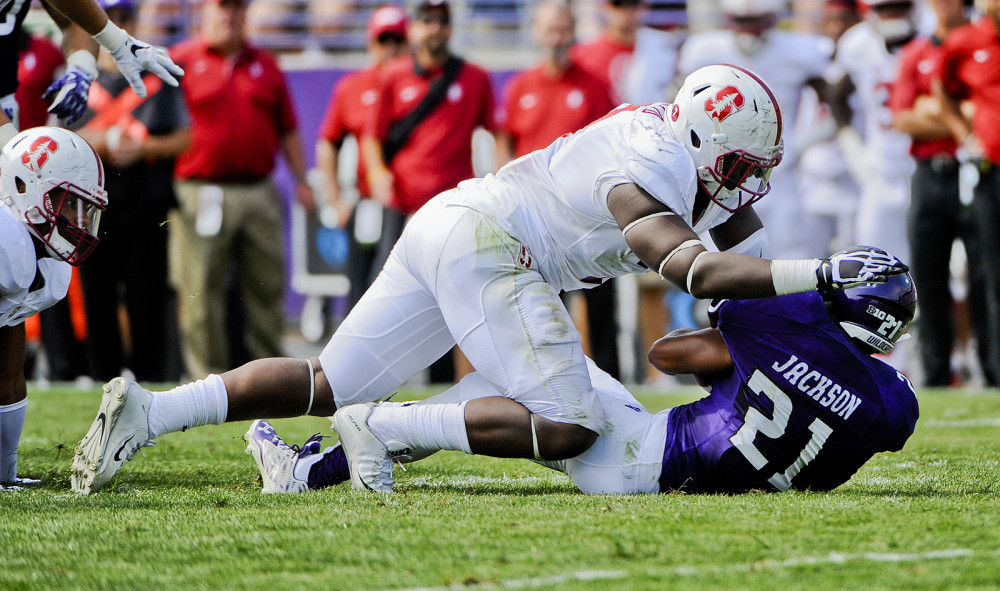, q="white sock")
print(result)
[0,399,28,484]
[148,374,229,439]
[367,401,472,454]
